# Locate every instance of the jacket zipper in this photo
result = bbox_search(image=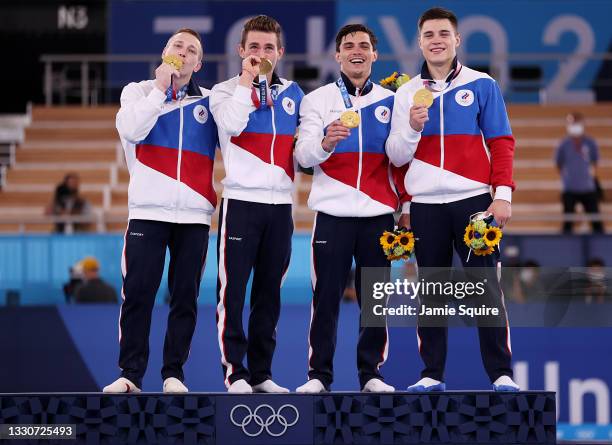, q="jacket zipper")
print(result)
[439,92,445,169]
[176,101,184,214]
[439,92,445,200]
[270,99,277,200]
[355,88,363,193]
[270,104,277,166]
